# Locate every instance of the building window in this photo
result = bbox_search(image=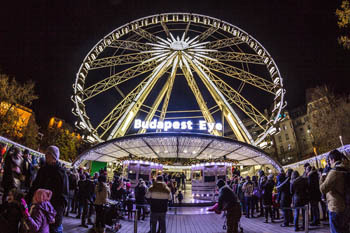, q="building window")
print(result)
[278,135,282,142]
[288,144,292,150]
[280,146,284,153]
[290,122,293,128]
[299,128,303,131]
[285,133,289,141]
